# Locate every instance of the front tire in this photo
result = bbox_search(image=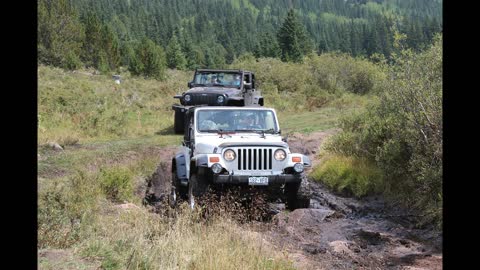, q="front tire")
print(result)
[188,168,209,209]
[285,175,312,210]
